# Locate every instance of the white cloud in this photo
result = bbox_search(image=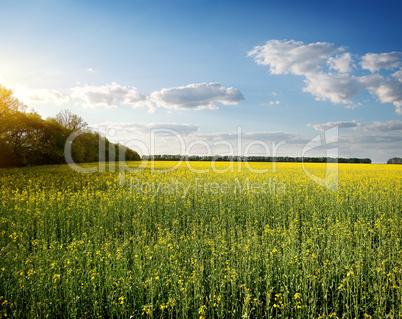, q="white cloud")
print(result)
[14,87,69,105]
[360,72,402,114]
[340,133,402,144]
[308,120,361,131]
[303,74,362,104]
[363,120,402,132]
[250,39,402,114]
[28,89,69,104]
[248,39,342,76]
[361,52,402,73]
[205,131,302,143]
[150,82,244,110]
[345,103,362,110]
[94,124,306,146]
[338,133,402,163]
[108,122,200,136]
[261,100,280,106]
[71,82,148,108]
[4,81,244,113]
[327,52,354,73]
[309,119,402,133]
